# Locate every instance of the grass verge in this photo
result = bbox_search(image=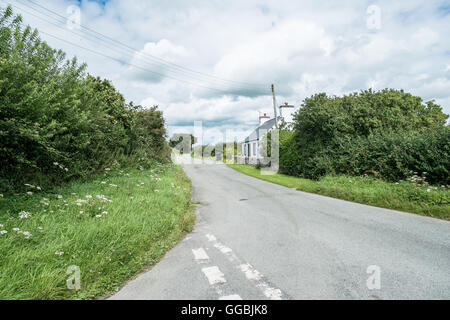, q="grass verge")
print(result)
[0,163,195,300]
[228,164,450,220]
